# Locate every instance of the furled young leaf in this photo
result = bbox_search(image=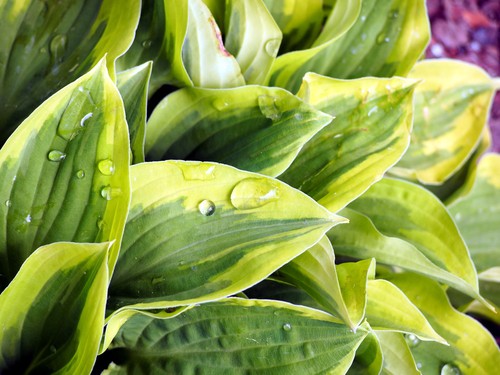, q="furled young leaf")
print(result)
[280,73,416,212]
[0,0,140,141]
[261,0,323,53]
[391,60,496,185]
[269,0,429,92]
[375,332,420,375]
[145,85,332,177]
[224,0,282,85]
[348,331,383,375]
[277,236,354,329]
[108,161,344,310]
[0,242,109,374]
[388,273,500,375]
[366,279,445,344]
[104,298,369,374]
[448,153,500,272]
[0,60,130,289]
[117,61,152,164]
